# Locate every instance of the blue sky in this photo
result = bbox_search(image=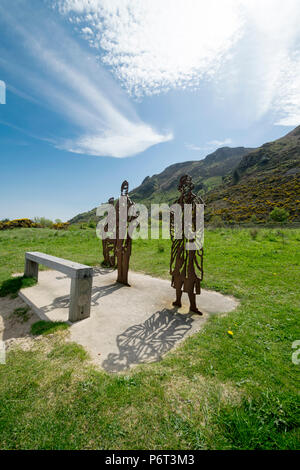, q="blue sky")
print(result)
[1,0,300,221]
